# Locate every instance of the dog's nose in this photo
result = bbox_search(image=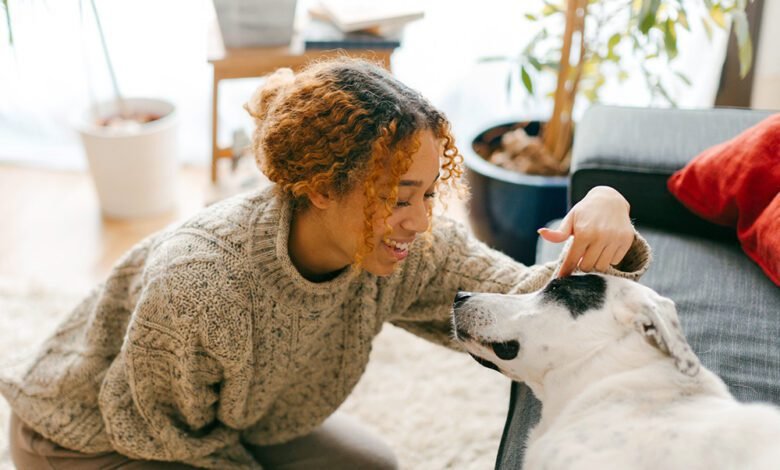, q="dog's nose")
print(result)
[453,291,472,308]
